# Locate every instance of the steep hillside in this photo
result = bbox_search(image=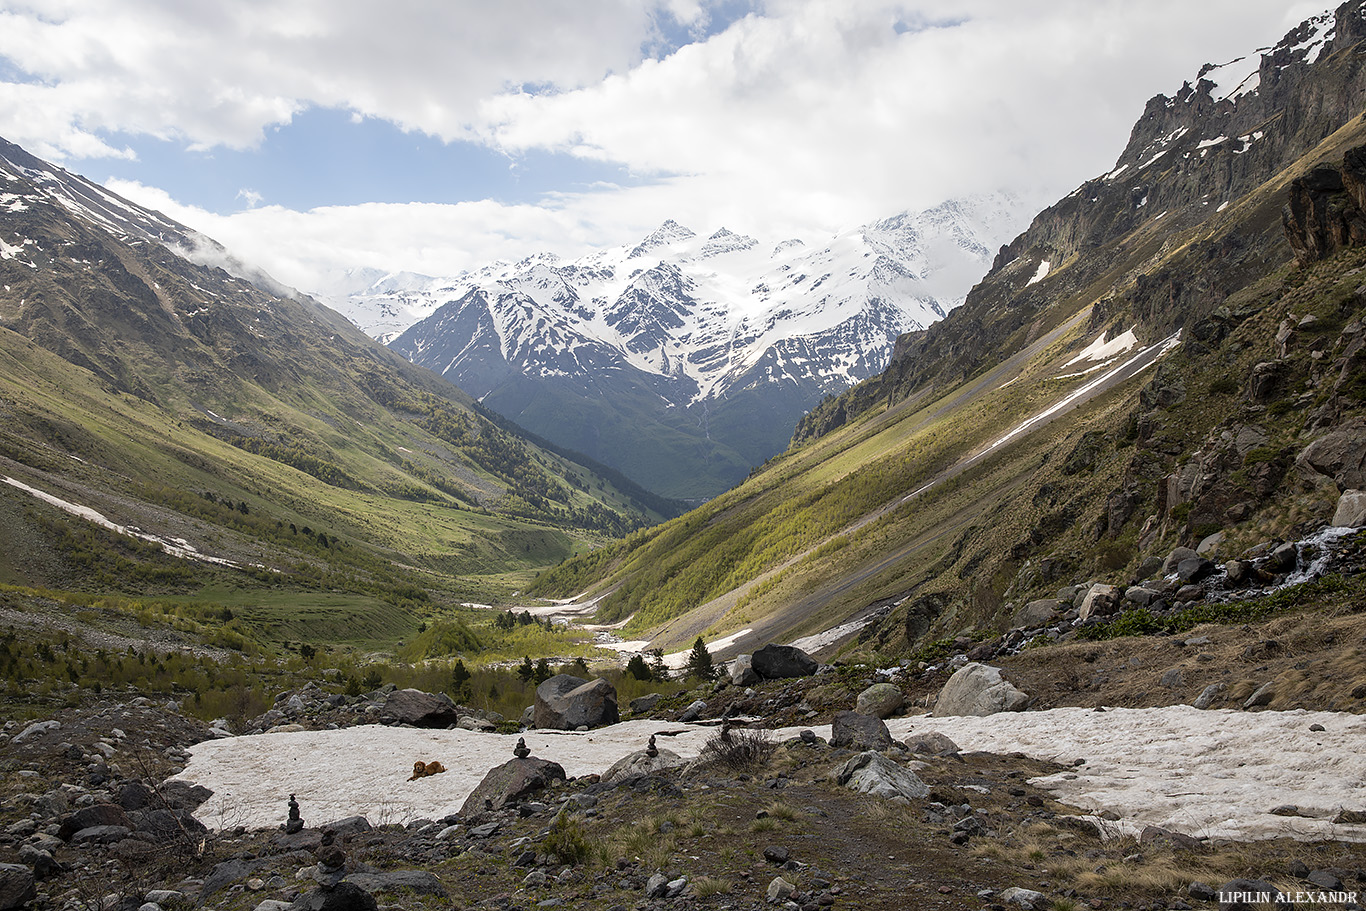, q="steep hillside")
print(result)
[528,1,1366,658]
[384,197,1029,500]
[0,137,670,650]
